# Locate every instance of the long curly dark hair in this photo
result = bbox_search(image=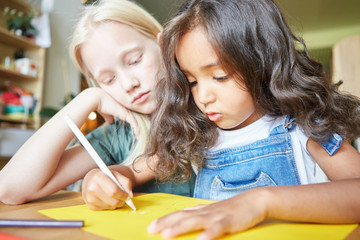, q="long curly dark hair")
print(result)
[147,0,360,182]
